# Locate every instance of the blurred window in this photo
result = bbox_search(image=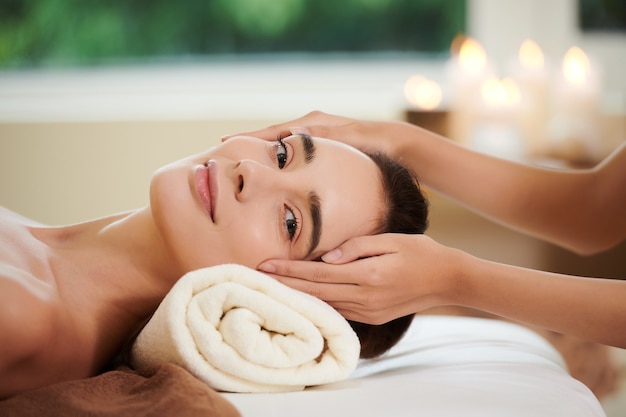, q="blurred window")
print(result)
[0,0,465,68]
[579,0,626,32]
